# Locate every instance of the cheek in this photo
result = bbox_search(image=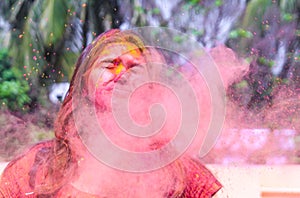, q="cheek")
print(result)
[93,72,116,110]
[94,88,112,110]
[101,70,115,83]
[88,69,115,98]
